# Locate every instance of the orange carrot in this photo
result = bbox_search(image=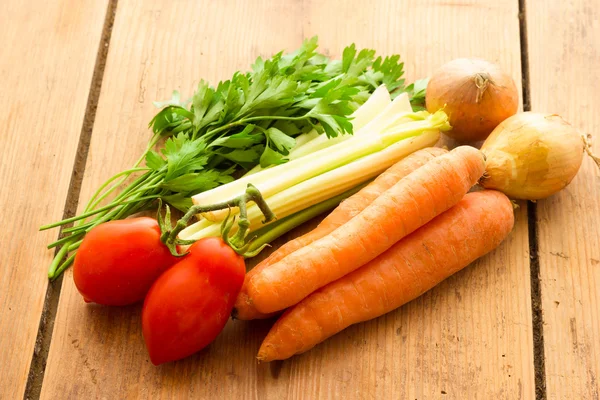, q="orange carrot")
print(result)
[266,147,449,266]
[257,190,514,361]
[247,146,486,315]
[233,147,448,320]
